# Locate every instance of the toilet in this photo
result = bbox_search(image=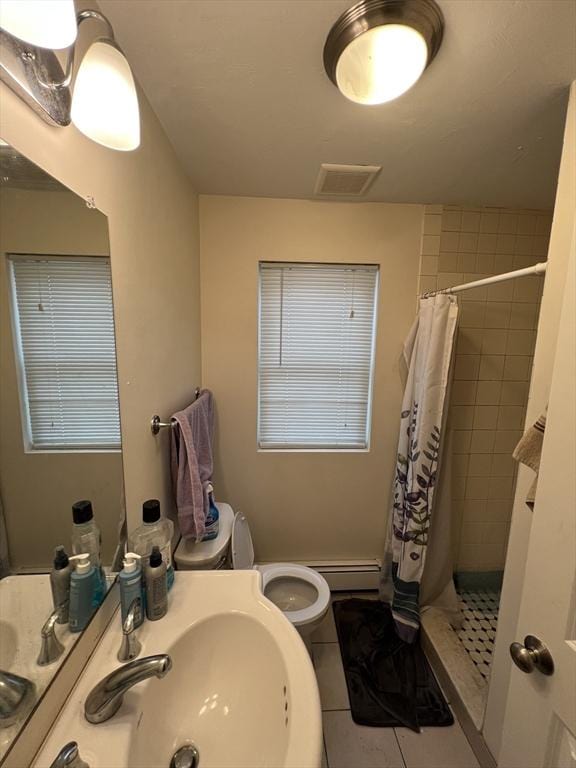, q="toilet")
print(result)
[174,502,330,651]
